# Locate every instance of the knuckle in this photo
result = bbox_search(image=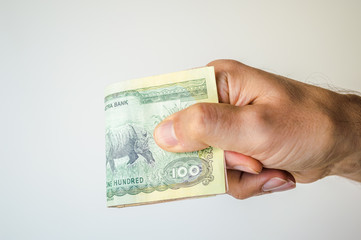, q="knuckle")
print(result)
[269,76,306,104]
[207,59,249,77]
[249,108,268,126]
[246,106,274,143]
[230,190,248,200]
[187,103,215,139]
[314,111,338,149]
[207,59,242,67]
[234,193,247,200]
